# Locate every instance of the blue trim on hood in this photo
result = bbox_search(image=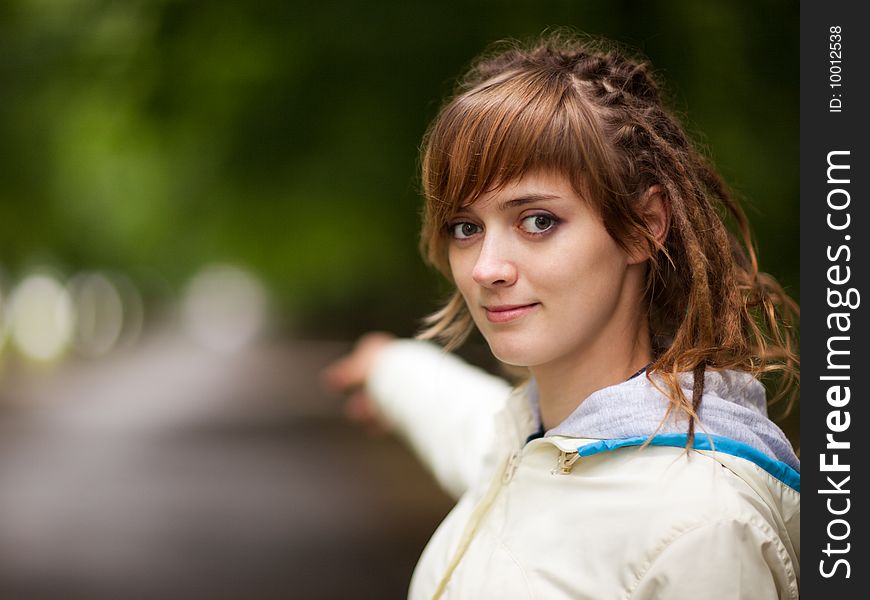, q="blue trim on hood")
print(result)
[576,433,800,492]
